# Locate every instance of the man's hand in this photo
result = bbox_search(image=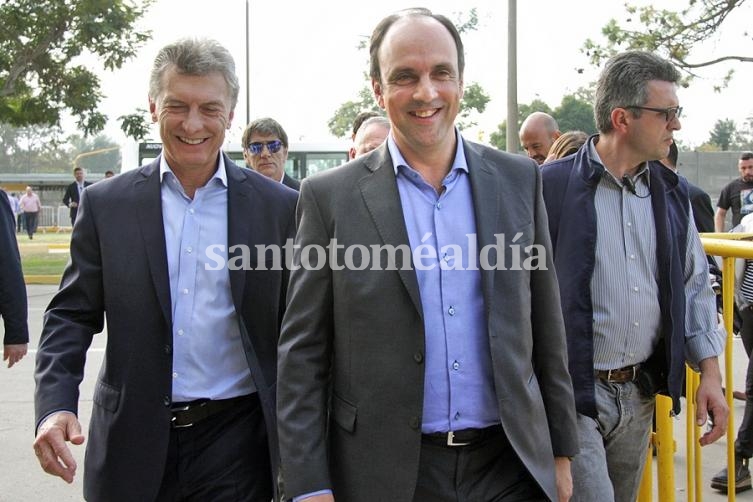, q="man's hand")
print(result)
[554,456,573,502]
[696,357,728,446]
[33,412,86,483]
[4,343,28,368]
